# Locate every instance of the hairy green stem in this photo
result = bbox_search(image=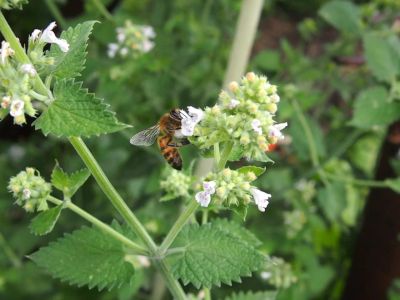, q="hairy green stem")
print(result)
[150,272,167,300]
[68,137,157,250]
[0,14,185,299]
[90,0,114,22]
[45,0,67,29]
[159,200,199,254]
[0,232,21,268]
[205,289,212,300]
[217,142,234,171]
[48,196,148,255]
